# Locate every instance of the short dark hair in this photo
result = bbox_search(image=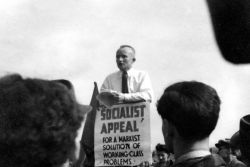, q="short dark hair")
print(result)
[157,81,221,140]
[118,45,136,55]
[0,74,84,167]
